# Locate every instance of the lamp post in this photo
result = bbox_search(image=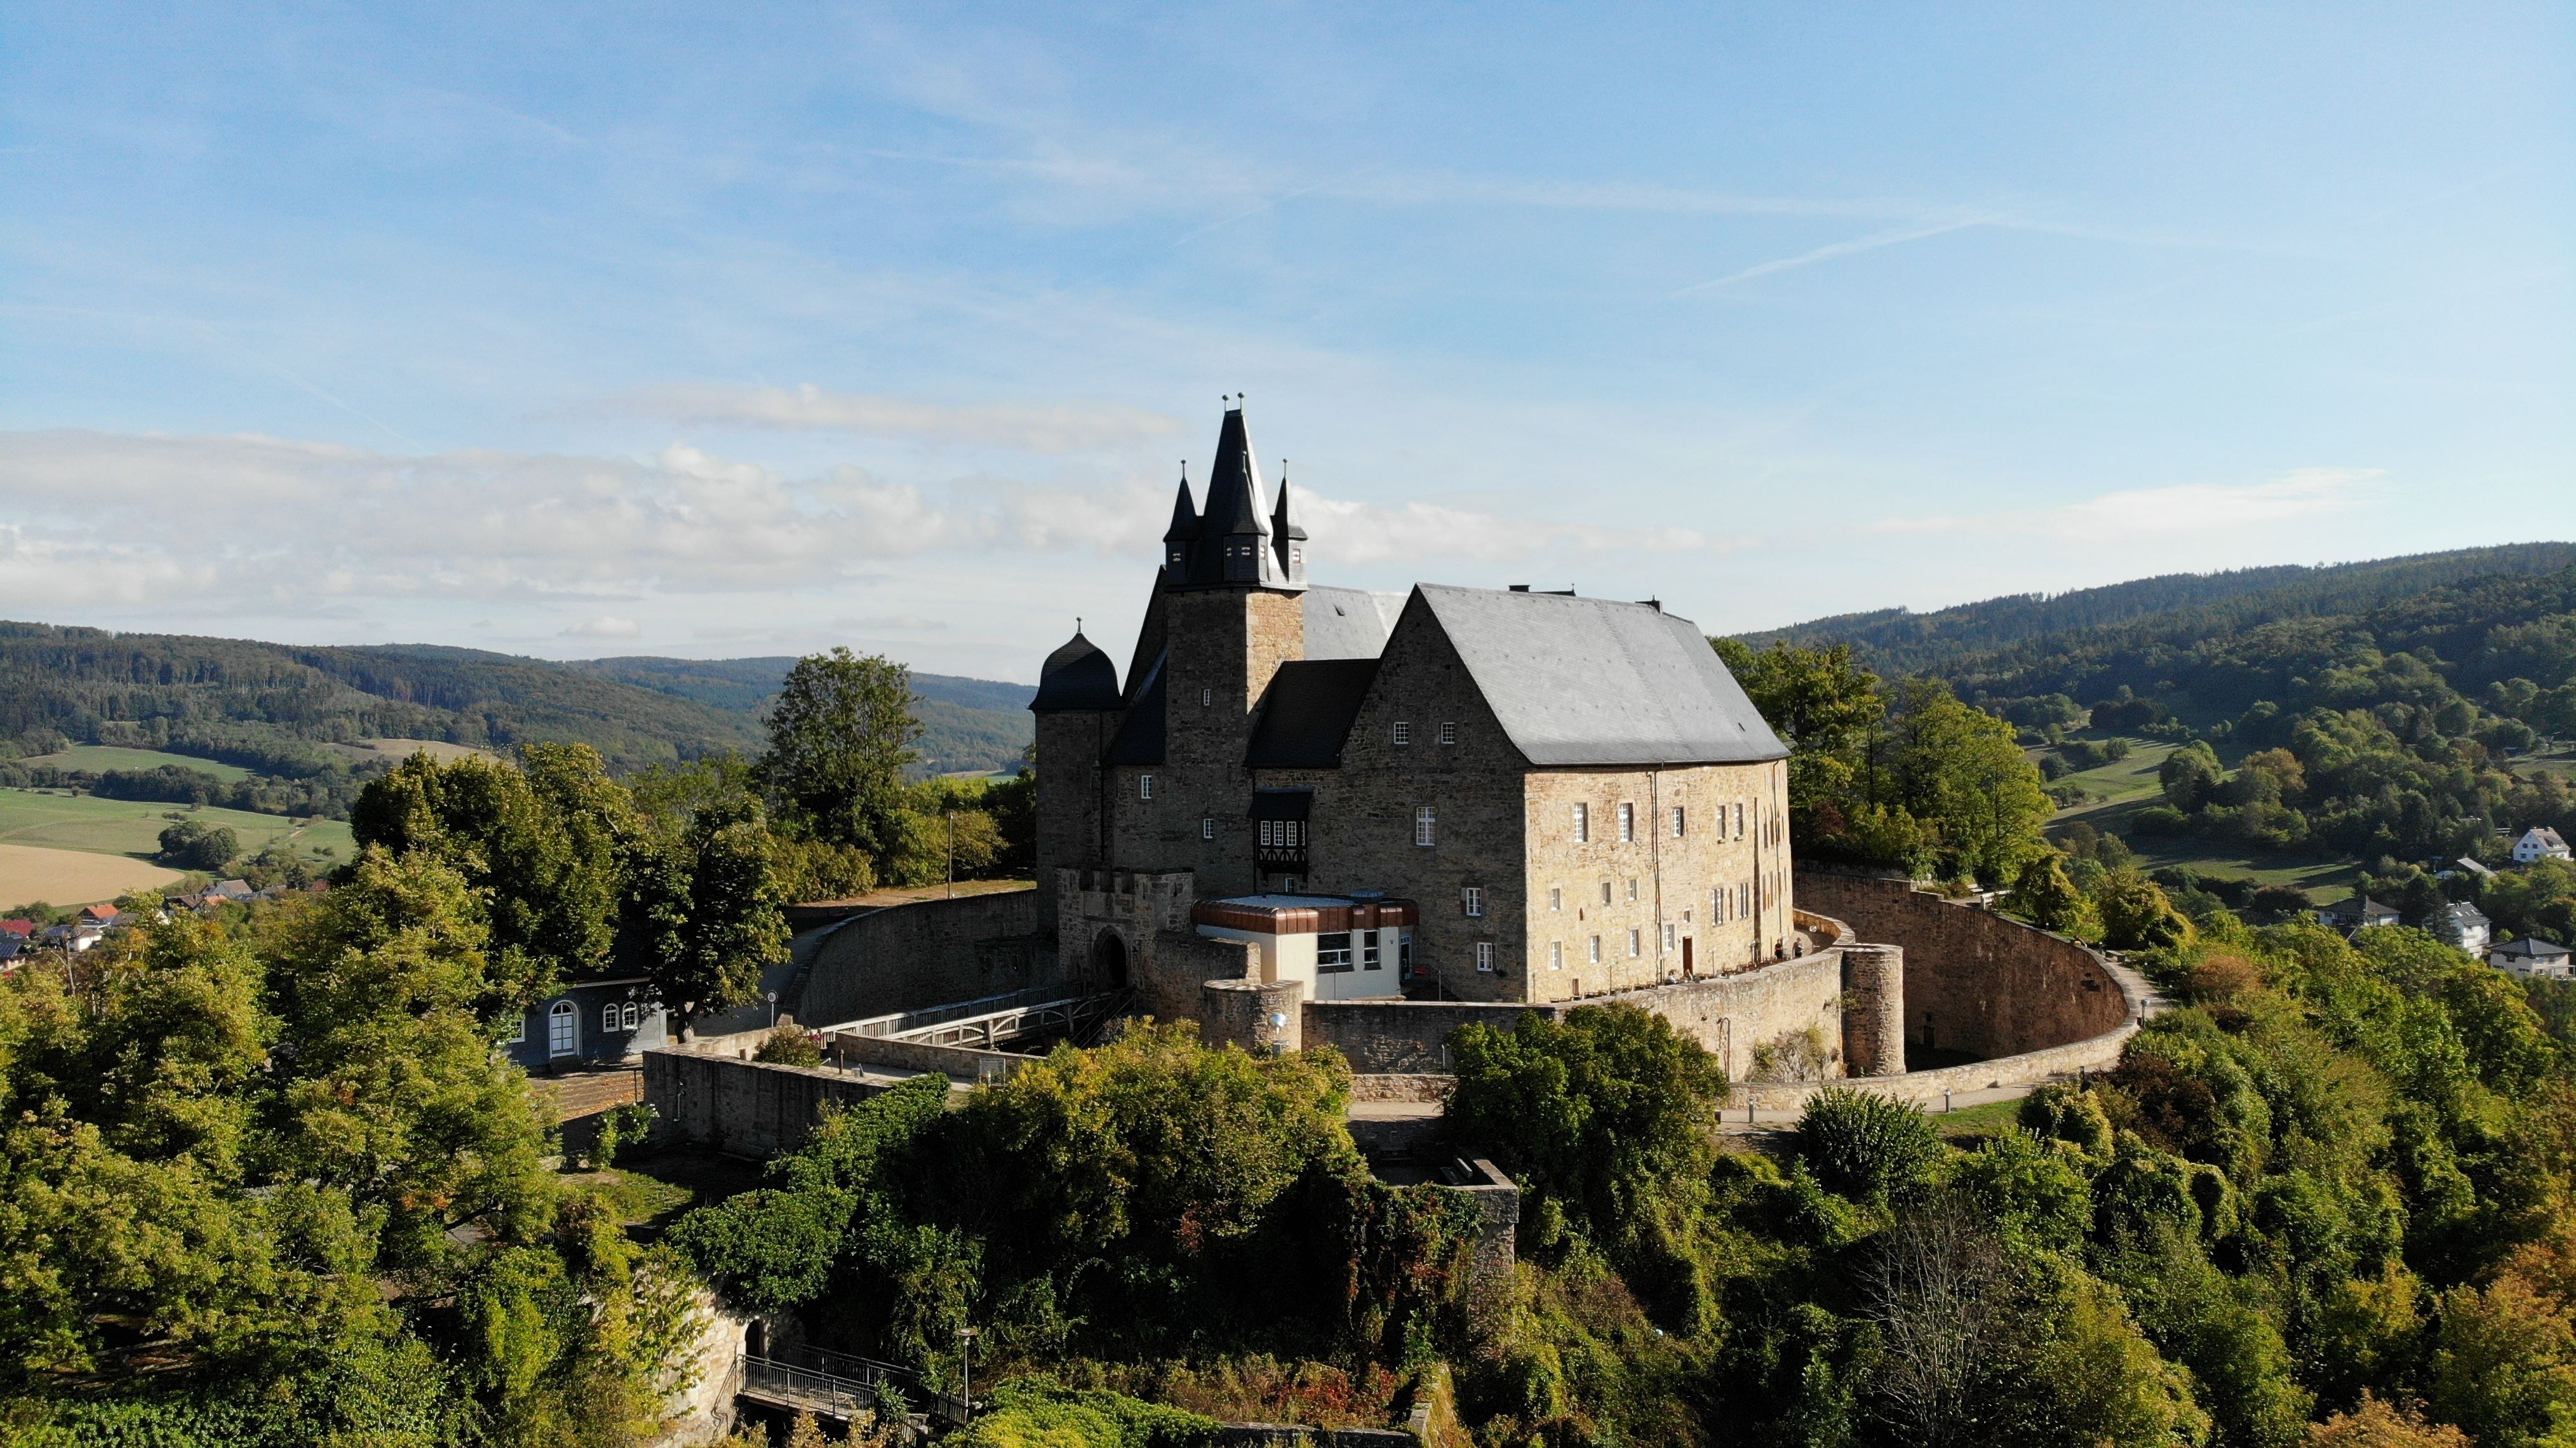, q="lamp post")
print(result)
[956,1325,979,1426]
